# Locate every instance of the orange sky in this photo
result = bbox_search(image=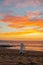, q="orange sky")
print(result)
[0,16,43,41]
